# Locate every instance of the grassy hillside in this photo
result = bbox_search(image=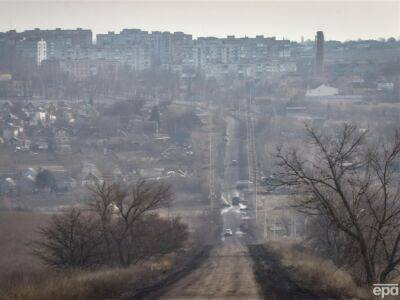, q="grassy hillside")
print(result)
[0,211,50,272]
[0,210,207,299]
[0,211,51,298]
